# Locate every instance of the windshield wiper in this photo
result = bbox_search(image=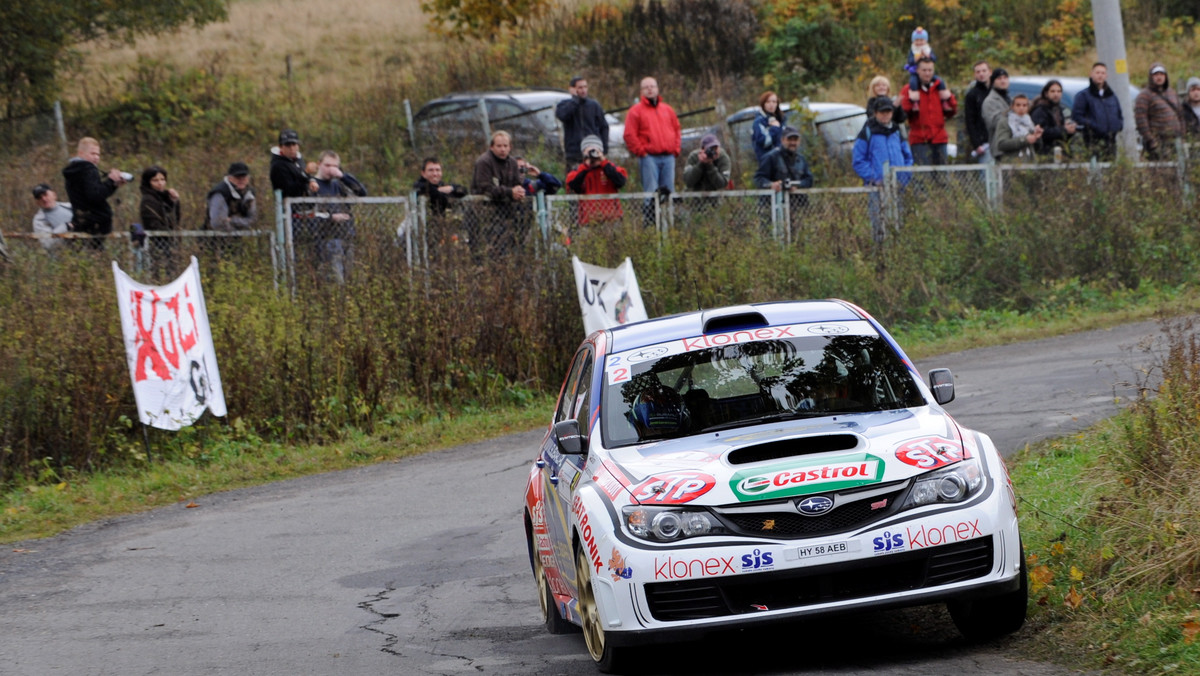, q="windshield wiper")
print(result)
[699,410,830,433]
